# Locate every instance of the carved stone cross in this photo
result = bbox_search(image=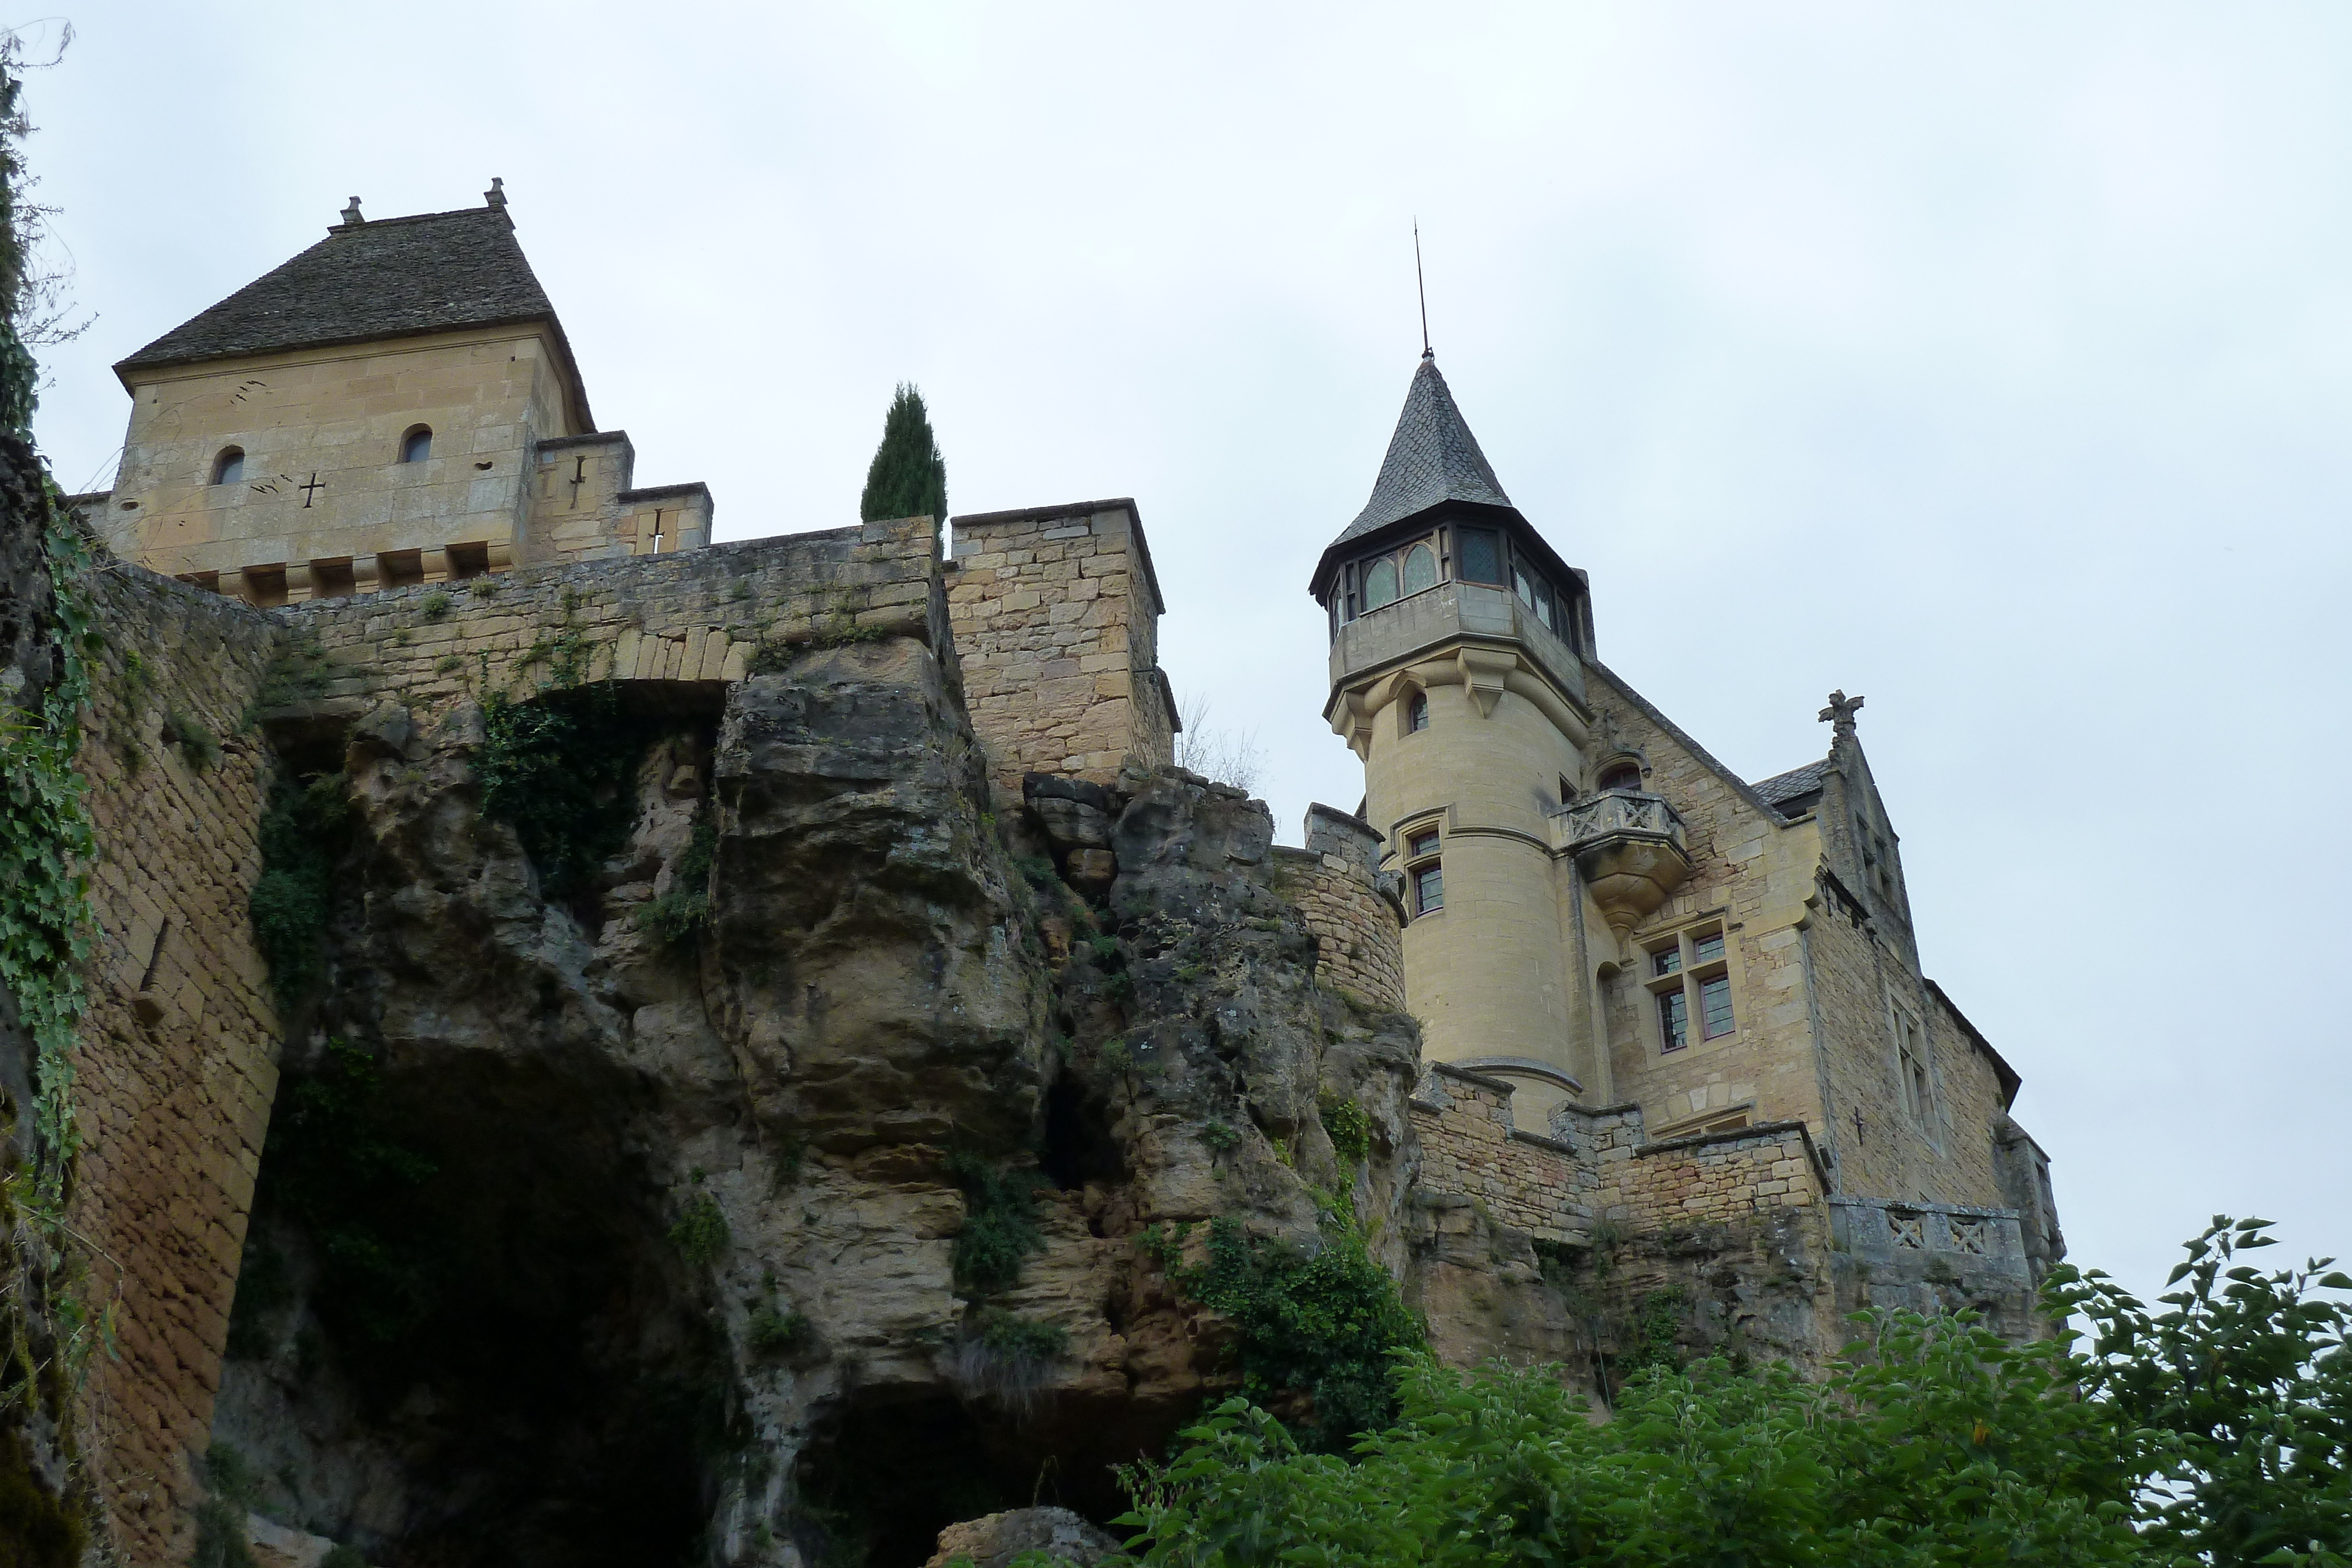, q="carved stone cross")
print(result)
[1818,689,1865,736]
